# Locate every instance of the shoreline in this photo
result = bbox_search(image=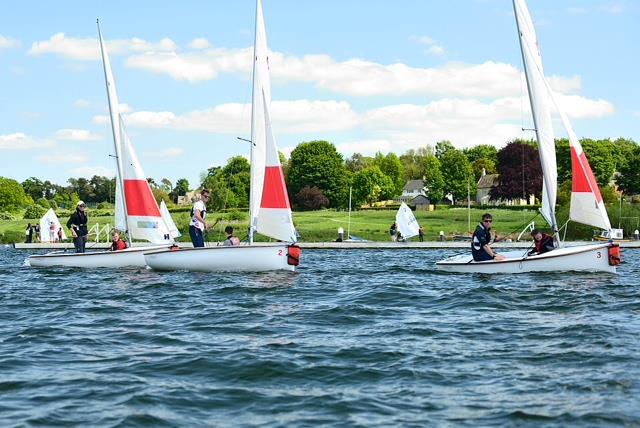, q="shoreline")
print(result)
[12,240,640,250]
